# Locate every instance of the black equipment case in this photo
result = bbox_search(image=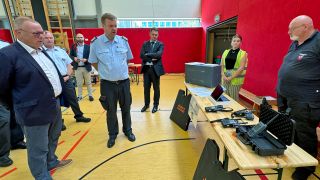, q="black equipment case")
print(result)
[236,98,296,156]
